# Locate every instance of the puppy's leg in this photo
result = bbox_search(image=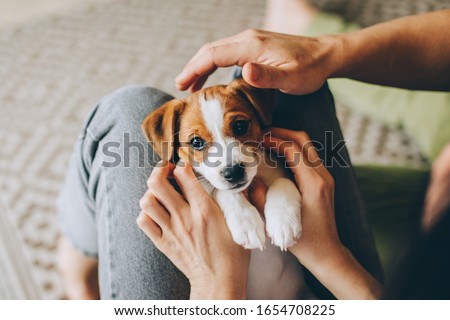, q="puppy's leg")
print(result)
[215,190,266,250]
[265,177,302,251]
